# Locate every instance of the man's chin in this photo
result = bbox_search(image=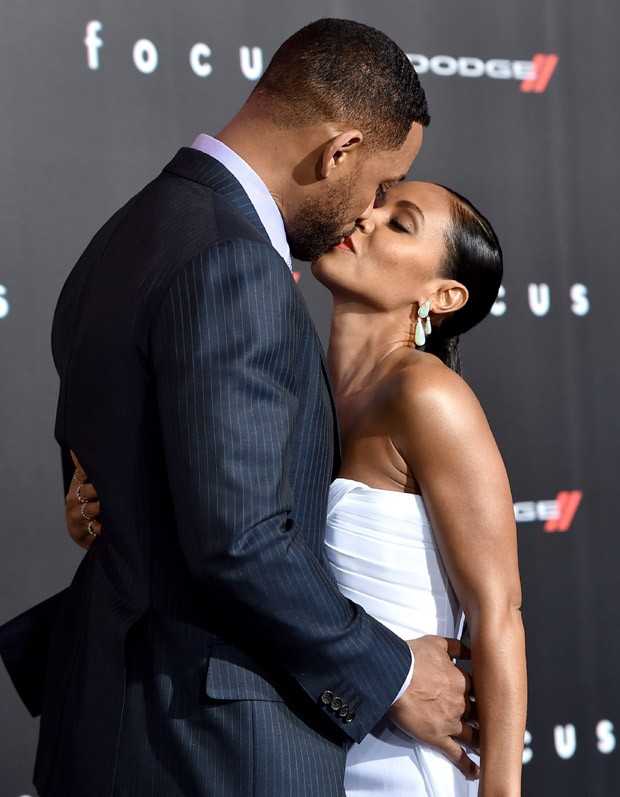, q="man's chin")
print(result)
[289,228,356,263]
[289,241,330,263]
[323,227,356,254]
